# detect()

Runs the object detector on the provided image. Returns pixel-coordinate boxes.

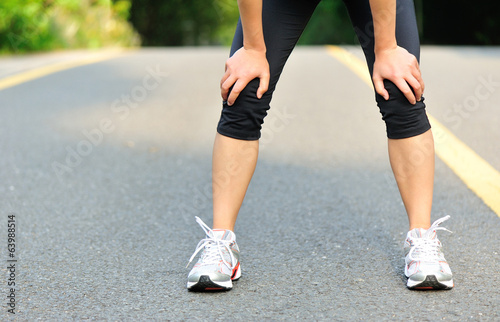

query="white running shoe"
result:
[404,215,454,290]
[186,217,241,291]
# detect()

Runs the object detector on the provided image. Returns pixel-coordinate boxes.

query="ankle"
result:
[409,220,431,231]
[409,225,430,231]
[212,218,235,231]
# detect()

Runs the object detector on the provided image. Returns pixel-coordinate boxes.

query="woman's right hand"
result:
[220,47,270,106]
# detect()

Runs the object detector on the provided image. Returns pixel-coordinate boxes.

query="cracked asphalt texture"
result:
[1,46,499,320]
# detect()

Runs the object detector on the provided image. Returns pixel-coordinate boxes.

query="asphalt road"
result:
[0,46,499,320]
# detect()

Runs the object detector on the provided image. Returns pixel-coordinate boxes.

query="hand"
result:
[220,47,270,106]
[372,46,424,105]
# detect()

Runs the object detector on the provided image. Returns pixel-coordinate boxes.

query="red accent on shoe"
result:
[231,262,240,279]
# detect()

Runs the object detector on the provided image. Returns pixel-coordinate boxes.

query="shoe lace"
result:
[186,216,236,271]
[408,215,452,262]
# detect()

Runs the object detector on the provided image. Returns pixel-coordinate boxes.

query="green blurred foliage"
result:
[128,0,500,47]
[0,0,57,53]
[298,0,357,45]
[0,0,139,54]
[1,0,499,54]
[128,0,354,46]
[129,0,239,46]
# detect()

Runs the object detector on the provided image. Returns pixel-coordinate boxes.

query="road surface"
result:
[0,46,499,320]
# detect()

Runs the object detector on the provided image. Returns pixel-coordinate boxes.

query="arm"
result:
[238,0,266,51]
[220,0,270,106]
[369,0,424,104]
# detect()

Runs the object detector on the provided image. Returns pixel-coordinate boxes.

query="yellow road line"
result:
[326,45,372,85]
[429,114,500,216]
[326,45,500,217]
[0,49,128,91]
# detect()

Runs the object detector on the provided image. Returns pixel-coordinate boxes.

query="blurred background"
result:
[1,0,500,54]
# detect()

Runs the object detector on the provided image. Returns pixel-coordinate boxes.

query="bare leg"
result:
[388,129,435,230]
[212,133,259,231]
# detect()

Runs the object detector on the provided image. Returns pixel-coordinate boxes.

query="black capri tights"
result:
[217,0,431,140]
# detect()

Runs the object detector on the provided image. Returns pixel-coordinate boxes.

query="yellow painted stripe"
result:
[326,45,372,86]
[0,49,128,91]
[429,114,500,216]
[326,45,500,217]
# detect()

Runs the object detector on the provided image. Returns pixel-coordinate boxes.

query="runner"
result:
[186,0,453,291]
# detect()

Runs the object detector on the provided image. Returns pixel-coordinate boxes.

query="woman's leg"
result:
[344,0,434,229]
[388,130,434,229]
[187,0,321,292]
[344,0,454,290]
[212,133,258,231]
[213,0,321,231]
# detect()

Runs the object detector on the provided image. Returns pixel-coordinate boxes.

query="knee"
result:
[217,78,271,140]
[377,80,431,139]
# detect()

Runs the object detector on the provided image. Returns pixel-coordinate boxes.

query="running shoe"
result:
[186,216,241,291]
[404,215,453,290]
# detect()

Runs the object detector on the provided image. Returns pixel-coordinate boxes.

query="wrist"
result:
[243,42,266,53]
[374,41,398,55]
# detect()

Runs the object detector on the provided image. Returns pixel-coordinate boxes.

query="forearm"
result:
[237,0,266,52]
[369,0,397,53]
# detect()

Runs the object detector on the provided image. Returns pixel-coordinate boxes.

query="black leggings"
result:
[217,0,430,140]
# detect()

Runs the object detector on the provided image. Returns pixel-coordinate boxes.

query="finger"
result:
[220,69,230,89]
[413,69,425,99]
[394,79,416,105]
[373,77,389,100]
[221,75,237,101]
[410,68,425,101]
[411,59,425,99]
[227,79,248,106]
[406,76,422,102]
[256,72,270,99]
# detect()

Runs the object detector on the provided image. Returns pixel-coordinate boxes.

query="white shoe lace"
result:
[186,216,237,271]
[408,215,452,262]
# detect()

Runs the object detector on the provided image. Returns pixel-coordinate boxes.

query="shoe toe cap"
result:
[188,269,231,283]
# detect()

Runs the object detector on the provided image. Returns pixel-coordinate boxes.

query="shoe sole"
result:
[187,275,233,292]
[407,275,454,290]
[187,264,241,292]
